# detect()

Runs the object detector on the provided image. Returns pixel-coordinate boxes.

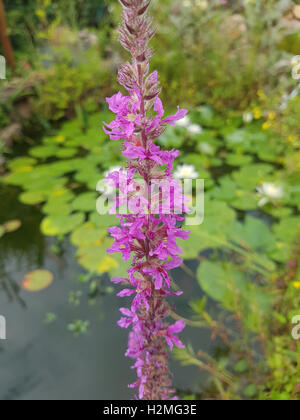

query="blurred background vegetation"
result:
[0,0,300,401]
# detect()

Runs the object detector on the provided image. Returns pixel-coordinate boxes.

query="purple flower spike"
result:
[103,0,189,400]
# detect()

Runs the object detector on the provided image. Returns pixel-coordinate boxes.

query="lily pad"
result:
[233,216,275,251]
[70,222,106,247]
[230,190,258,211]
[56,148,78,159]
[232,164,273,190]
[8,157,37,171]
[226,154,253,166]
[19,191,46,205]
[76,240,115,273]
[71,192,97,212]
[42,202,71,217]
[197,261,247,306]
[89,212,116,228]
[180,200,236,256]
[41,213,85,236]
[3,220,22,233]
[29,145,59,158]
[22,269,53,292]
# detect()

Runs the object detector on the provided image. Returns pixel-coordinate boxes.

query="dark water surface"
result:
[0,186,212,400]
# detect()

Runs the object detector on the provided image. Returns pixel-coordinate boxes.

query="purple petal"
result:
[168,320,186,334]
[117,289,136,297]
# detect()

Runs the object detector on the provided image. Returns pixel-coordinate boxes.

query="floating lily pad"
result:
[71,192,97,212]
[197,261,247,306]
[232,164,273,190]
[109,252,132,278]
[76,240,115,273]
[180,200,236,256]
[226,154,253,166]
[8,157,37,171]
[273,217,300,243]
[230,190,258,211]
[48,188,75,202]
[19,191,46,205]
[29,145,59,158]
[210,176,237,201]
[3,220,22,233]
[41,213,85,236]
[42,201,71,217]
[22,269,53,292]
[89,212,116,228]
[70,222,106,247]
[56,148,78,158]
[233,216,275,251]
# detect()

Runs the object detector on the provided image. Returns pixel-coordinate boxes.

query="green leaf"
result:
[29,145,59,158]
[233,360,249,373]
[76,241,118,274]
[108,252,132,278]
[3,219,22,233]
[243,384,258,399]
[55,148,78,158]
[22,269,53,292]
[8,157,37,170]
[89,212,116,228]
[210,176,237,201]
[70,222,106,247]
[71,192,97,212]
[41,213,85,236]
[197,261,247,305]
[181,200,236,255]
[273,217,300,243]
[226,154,253,166]
[19,191,46,205]
[233,216,275,251]
[232,164,273,189]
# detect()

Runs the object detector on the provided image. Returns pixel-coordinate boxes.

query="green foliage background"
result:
[1,0,300,401]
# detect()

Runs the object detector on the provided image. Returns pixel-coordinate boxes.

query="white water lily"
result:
[176,115,191,128]
[174,164,199,180]
[291,55,300,68]
[243,112,253,124]
[183,0,208,9]
[257,183,284,207]
[187,123,203,135]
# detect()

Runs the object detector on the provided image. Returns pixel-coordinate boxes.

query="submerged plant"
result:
[103,0,189,400]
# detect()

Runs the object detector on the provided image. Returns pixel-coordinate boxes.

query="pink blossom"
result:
[103,0,189,401]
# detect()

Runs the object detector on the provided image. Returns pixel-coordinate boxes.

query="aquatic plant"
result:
[103,0,189,400]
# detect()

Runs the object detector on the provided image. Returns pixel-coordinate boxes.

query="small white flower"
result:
[183,0,192,7]
[174,164,199,180]
[257,183,284,207]
[195,0,208,10]
[291,55,300,67]
[243,112,253,124]
[176,116,191,128]
[187,124,203,135]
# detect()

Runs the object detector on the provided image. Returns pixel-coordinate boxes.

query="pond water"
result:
[0,185,214,400]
